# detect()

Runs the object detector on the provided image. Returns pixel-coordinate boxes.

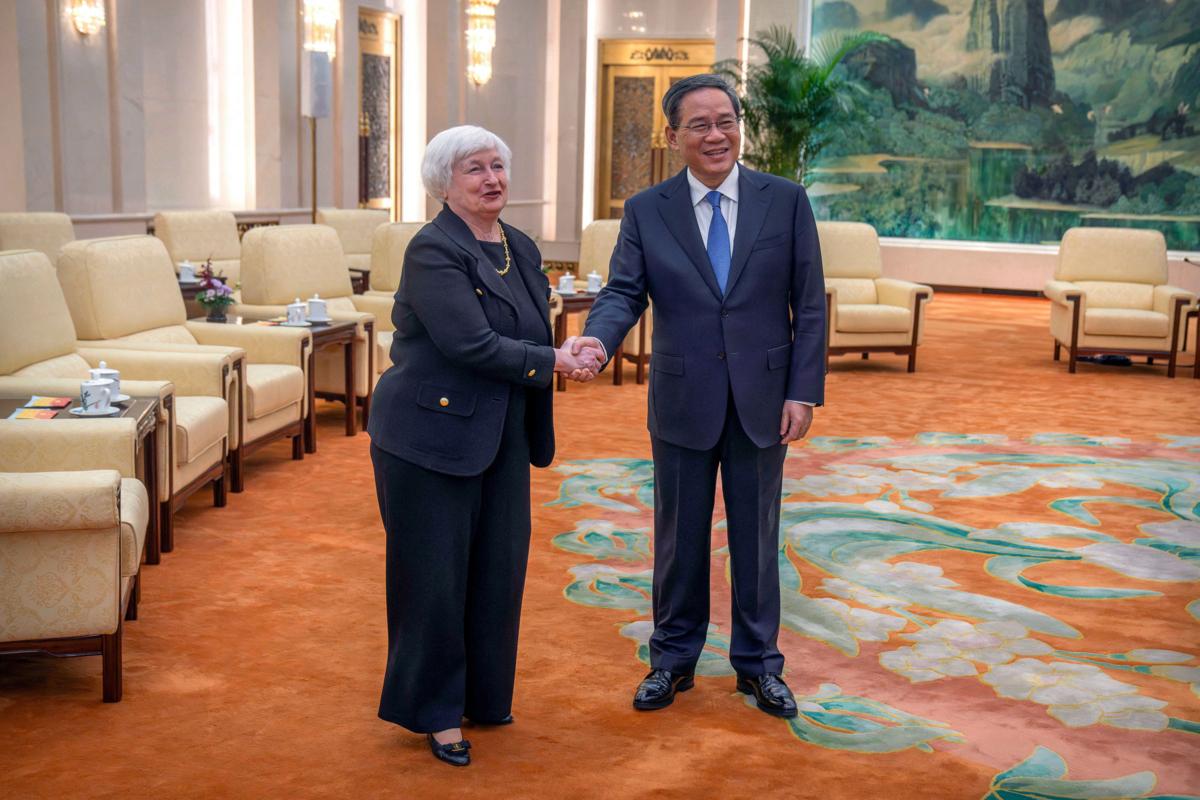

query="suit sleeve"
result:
[581,205,649,361]
[403,236,555,388]
[787,188,827,405]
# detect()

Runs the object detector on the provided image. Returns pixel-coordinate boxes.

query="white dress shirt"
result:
[687,164,739,253]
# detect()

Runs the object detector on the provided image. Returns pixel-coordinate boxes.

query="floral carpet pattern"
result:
[549,433,1200,798]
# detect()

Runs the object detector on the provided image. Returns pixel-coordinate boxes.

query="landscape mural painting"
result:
[809,0,1200,249]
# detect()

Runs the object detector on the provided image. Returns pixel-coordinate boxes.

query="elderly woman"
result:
[367,125,597,767]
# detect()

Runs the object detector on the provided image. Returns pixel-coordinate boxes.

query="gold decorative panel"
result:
[358,10,400,214]
[611,75,655,201]
[595,39,716,220]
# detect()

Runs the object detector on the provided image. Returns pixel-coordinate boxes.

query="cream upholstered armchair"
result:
[153,210,242,286]
[316,208,389,288]
[818,221,933,373]
[55,235,310,494]
[236,224,377,427]
[1045,227,1196,377]
[0,247,229,556]
[357,221,423,372]
[0,419,149,702]
[0,212,75,267]
[580,219,652,384]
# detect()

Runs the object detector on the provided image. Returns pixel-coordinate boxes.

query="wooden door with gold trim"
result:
[596,40,715,220]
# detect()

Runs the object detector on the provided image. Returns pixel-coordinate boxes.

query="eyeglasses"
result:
[676,117,741,136]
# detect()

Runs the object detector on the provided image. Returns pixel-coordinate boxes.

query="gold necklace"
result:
[495,226,512,276]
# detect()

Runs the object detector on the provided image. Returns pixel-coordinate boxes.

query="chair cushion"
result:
[0,250,80,374]
[817,221,883,279]
[1057,227,1167,284]
[1084,309,1168,338]
[370,222,423,293]
[316,208,389,260]
[10,352,92,378]
[827,278,878,305]
[119,477,149,578]
[57,236,186,340]
[239,225,354,305]
[376,330,394,372]
[1075,281,1154,310]
[327,296,360,314]
[174,396,227,465]
[118,325,200,346]
[245,363,304,419]
[836,304,912,333]
[0,213,75,266]
[580,220,621,281]
[154,210,242,283]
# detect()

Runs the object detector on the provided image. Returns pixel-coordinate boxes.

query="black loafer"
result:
[736,673,798,718]
[633,668,695,710]
[426,734,471,767]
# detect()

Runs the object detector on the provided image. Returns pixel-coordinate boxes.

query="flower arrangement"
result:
[196,257,235,322]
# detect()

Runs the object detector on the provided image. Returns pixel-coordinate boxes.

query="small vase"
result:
[205,306,228,323]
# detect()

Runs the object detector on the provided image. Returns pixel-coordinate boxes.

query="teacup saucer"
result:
[70,406,121,417]
[307,316,333,323]
[280,320,312,327]
[178,278,201,285]
[557,289,577,296]
[113,393,132,403]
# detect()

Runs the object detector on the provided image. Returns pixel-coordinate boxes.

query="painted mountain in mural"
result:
[965,0,1055,108]
[809,0,1200,249]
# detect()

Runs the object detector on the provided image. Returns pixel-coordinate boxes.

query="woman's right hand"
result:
[554,346,600,382]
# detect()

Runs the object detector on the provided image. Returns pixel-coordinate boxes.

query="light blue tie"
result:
[705,190,730,294]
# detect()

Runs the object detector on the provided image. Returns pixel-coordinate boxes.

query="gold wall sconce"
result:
[465,0,499,87]
[70,0,106,36]
[303,0,340,59]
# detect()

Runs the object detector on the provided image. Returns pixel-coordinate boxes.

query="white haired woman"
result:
[366,125,599,766]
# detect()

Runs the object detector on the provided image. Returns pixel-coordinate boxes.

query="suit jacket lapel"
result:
[724,166,771,299]
[656,169,723,302]
[433,205,517,312]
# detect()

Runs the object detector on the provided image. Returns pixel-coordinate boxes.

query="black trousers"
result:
[371,395,532,733]
[648,400,788,677]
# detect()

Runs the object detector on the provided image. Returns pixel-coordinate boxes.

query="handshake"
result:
[552,336,607,382]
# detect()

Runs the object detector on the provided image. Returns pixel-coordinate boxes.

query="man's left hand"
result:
[779,401,813,444]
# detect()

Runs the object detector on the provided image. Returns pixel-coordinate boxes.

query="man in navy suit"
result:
[569,74,825,718]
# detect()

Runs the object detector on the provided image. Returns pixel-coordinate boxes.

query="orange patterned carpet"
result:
[1,293,1198,799]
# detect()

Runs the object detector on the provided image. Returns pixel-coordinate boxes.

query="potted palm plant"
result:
[715,26,887,184]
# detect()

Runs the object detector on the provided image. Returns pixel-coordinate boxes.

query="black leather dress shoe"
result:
[426,734,471,767]
[633,668,695,710]
[736,673,798,718]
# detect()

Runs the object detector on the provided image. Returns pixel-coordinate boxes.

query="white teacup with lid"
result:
[89,361,121,399]
[558,272,576,294]
[586,271,603,293]
[308,293,329,321]
[178,261,196,282]
[80,378,115,413]
[286,297,308,325]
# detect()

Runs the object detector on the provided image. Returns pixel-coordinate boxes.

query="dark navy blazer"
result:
[583,165,826,451]
[367,206,556,476]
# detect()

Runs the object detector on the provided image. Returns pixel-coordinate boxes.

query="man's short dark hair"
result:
[661,74,741,128]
